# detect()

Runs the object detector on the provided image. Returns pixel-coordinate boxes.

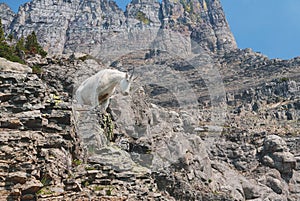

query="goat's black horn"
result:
[130,67,135,79]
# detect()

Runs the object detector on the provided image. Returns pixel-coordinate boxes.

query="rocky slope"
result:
[0,49,299,200]
[0,0,299,200]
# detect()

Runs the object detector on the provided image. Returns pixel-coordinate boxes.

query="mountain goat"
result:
[75,68,134,111]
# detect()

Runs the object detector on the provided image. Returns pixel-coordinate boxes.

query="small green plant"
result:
[102,114,114,141]
[82,181,89,187]
[106,186,114,196]
[8,34,13,42]
[72,159,82,166]
[15,36,26,59]
[180,0,192,13]
[93,185,104,191]
[0,18,4,42]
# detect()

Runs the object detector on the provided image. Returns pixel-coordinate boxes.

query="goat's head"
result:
[120,68,135,96]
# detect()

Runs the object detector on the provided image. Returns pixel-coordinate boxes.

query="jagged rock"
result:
[241,179,261,199]
[26,54,48,67]
[162,0,236,52]
[0,118,22,129]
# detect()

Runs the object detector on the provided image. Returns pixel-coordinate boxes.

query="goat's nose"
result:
[123,91,129,96]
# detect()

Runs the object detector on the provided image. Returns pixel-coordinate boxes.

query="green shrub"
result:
[72,159,82,166]
[0,19,47,63]
[0,41,25,64]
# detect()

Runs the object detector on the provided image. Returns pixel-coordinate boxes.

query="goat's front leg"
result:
[101,98,110,114]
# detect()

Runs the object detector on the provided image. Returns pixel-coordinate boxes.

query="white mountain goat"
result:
[75,68,134,111]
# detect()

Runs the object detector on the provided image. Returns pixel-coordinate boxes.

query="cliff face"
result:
[7,0,236,55]
[161,0,236,52]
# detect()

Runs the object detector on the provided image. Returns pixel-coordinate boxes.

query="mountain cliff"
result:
[3,0,236,56]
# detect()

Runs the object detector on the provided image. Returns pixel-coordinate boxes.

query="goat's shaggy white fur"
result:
[75,69,132,111]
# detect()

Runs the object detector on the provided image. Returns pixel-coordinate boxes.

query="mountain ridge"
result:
[0,0,236,56]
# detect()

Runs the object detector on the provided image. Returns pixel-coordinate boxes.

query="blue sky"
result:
[1,0,300,59]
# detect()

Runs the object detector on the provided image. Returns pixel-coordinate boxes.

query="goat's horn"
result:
[130,67,135,79]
